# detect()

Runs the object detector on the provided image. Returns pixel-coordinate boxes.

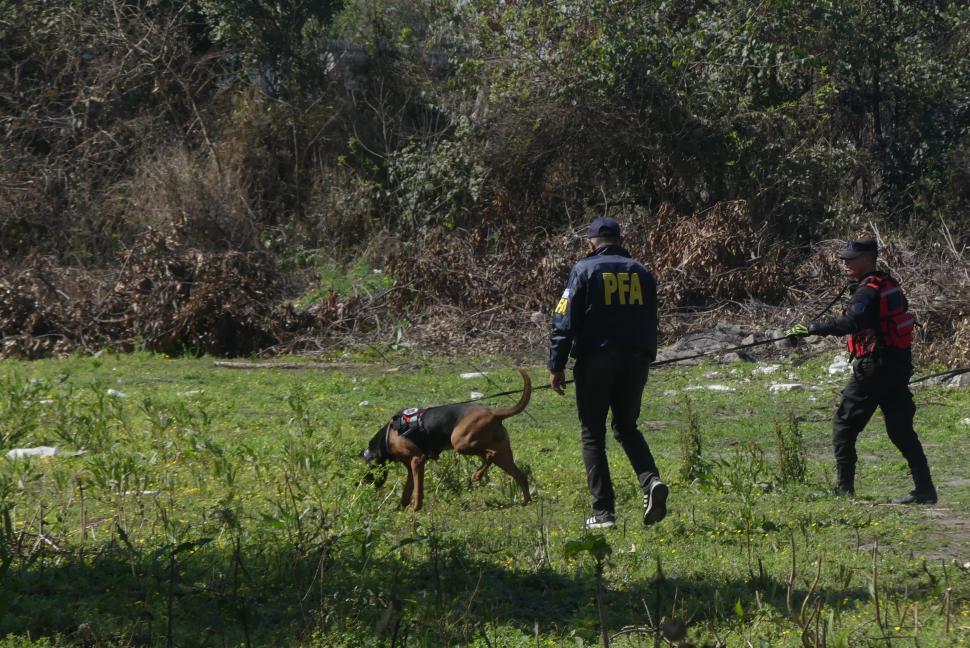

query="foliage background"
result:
[2,0,970,358]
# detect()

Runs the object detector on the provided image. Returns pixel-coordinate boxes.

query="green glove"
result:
[785,324,810,338]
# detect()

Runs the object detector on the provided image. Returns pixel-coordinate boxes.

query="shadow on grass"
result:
[1,534,872,646]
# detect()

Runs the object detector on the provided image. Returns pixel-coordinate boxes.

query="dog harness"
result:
[388,407,441,457]
[846,273,914,358]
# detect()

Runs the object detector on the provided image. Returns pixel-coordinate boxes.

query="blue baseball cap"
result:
[586,217,621,239]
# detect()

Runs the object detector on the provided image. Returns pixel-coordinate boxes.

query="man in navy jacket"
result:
[549,217,668,529]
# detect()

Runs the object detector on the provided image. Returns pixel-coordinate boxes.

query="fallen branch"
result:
[213,361,366,370]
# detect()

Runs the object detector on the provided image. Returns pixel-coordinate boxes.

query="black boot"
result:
[892,488,937,505]
[834,464,855,496]
[893,473,937,504]
[892,465,937,504]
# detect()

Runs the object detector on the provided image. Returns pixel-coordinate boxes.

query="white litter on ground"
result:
[769,383,804,393]
[470,391,484,399]
[358,401,370,407]
[686,384,736,393]
[960,418,970,426]
[177,390,202,397]
[754,364,781,375]
[107,388,127,398]
[460,372,488,379]
[6,446,85,459]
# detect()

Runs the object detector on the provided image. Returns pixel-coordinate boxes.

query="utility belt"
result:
[852,346,911,365]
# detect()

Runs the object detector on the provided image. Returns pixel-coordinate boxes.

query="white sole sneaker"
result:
[643,481,669,525]
[585,516,616,530]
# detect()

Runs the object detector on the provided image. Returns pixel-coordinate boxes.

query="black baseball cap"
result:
[838,238,878,260]
[586,217,621,238]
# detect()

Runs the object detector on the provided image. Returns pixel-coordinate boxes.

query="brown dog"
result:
[361,368,532,511]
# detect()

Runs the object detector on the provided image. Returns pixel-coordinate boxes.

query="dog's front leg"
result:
[410,456,426,512]
[400,463,415,508]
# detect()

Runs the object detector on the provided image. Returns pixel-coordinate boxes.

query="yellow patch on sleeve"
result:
[555,298,569,315]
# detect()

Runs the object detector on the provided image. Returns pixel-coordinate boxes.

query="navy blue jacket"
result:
[548,245,658,372]
[809,272,883,336]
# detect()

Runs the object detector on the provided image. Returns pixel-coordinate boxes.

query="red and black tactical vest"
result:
[846,273,914,358]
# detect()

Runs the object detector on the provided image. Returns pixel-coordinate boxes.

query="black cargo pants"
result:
[833,349,933,487]
[574,349,659,515]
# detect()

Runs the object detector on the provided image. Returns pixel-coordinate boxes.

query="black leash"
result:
[453,283,966,403]
[810,282,853,320]
[908,367,970,386]
[458,334,795,404]
[463,355,970,403]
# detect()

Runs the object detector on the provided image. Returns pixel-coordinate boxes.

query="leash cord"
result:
[460,283,854,404]
[907,366,970,386]
[457,334,796,404]
[461,346,970,403]
[457,284,963,403]
[810,282,852,321]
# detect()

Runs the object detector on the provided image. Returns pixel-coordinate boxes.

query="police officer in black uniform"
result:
[787,238,937,504]
[548,217,669,529]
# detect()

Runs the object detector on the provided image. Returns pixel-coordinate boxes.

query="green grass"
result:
[1,351,969,647]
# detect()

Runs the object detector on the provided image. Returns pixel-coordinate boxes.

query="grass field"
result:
[1,350,968,647]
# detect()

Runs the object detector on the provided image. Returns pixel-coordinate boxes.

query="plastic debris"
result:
[107,388,127,398]
[358,401,370,407]
[685,384,736,393]
[470,391,484,400]
[460,372,488,379]
[754,364,780,375]
[6,446,85,459]
[769,383,804,393]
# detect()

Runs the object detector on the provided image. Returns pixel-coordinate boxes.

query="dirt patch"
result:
[913,507,970,563]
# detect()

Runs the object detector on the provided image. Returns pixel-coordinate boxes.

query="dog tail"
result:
[491,368,532,420]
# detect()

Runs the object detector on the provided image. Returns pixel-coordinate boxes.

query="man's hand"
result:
[549,371,566,395]
[785,323,810,338]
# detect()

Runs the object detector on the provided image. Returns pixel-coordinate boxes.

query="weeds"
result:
[0,355,967,646]
[0,374,43,448]
[678,397,709,483]
[775,412,807,485]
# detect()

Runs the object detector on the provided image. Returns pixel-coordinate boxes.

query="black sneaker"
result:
[892,489,938,505]
[643,480,669,526]
[585,512,616,529]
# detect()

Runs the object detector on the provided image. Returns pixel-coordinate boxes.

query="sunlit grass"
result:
[1,350,968,646]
